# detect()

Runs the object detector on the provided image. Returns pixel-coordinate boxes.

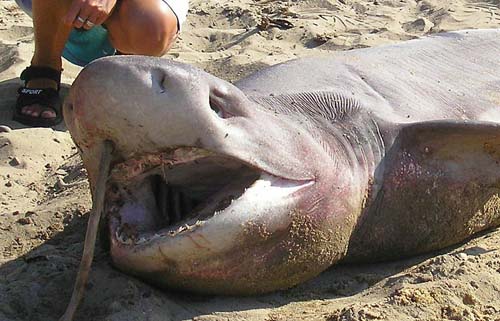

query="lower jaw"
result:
[105,176,323,295]
[109,174,314,243]
[108,221,325,296]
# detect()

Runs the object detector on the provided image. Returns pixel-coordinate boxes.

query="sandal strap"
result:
[20,66,62,91]
[16,87,61,116]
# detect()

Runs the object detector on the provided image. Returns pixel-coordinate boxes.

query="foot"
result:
[21,77,59,119]
[14,65,63,127]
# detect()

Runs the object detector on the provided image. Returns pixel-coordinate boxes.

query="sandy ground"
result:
[0,0,500,320]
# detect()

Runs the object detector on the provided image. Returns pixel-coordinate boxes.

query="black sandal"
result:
[13,66,63,127]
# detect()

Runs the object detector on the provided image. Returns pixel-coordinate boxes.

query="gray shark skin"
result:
[64,29,500,294]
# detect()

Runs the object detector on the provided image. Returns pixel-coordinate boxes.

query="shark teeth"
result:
[109,148,314,247]
[115,219,206,245]
[113,171,314,245]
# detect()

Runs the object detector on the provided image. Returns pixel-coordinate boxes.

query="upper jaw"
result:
[65,56,319,187]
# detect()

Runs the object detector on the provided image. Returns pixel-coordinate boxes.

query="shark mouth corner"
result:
[105,147,315,246]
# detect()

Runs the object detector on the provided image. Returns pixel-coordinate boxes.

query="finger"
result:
[64,1,82,26]
[82,19,95,30]
[94,11,109,26]
[82,20,94,30]
[83,11,100,30]
[74,5,93,28]
[73,14,88,29]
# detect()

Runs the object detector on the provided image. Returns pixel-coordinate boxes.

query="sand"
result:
[0,0,499,320]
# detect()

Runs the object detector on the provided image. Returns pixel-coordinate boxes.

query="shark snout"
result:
[66,56,253,155]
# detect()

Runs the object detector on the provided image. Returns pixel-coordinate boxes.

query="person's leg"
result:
[18,0,179,122]
[105,0,179,56]
[22,0,73,119]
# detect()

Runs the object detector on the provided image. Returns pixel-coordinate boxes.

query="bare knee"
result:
[107,0,178,56]
[131,18,177,56]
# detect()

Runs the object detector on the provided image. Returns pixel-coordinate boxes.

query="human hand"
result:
[64,0,118,30]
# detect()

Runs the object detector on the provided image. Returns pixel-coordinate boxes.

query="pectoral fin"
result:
[348,120,500,262]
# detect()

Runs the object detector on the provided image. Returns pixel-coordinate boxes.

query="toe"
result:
[40,109,56,119]
[30,107,41,117]
[22,104,42,117]
[21,105,34,116]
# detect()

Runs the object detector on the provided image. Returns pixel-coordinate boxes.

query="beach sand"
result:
[0,0,499,320]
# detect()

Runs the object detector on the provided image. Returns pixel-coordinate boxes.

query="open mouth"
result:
[106,147,314,245]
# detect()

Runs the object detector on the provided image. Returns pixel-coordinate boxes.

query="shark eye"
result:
[209,95,233,119]
[209,96,223,118]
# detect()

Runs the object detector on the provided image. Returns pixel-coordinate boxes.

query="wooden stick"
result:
[59,140,114,321]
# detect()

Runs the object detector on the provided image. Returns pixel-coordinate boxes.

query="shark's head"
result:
[64,56,358,294]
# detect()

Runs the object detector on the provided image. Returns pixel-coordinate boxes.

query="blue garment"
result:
[15,0,116,66]
[62,27,116,66]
